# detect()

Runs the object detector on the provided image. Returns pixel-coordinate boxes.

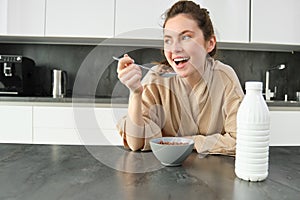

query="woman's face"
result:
[163,14,215,78]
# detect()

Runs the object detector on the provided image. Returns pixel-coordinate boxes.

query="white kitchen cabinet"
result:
[196,0,250,43]
[269,110,300,146]
[45,0,114,38]
[0,0,45,36]
[0,105,32,143]
[33,106,127,145]
[115,0,177,39]
[33,106,78,144]
[251,0,300,45]
[115,0,250,42]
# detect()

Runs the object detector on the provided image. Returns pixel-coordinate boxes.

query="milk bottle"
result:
[235,81,270,181]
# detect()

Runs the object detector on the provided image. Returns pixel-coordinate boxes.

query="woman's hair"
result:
[162,0,217,57]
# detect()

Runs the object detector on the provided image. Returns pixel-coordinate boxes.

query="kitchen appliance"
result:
[296,92,300,101]
[0,55,35,95]
[52,69,67,98]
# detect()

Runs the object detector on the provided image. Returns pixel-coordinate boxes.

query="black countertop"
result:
[0,144,299,200]
[266,100,300,107]
[0,96,129,104]
[1,96,300,108]
[0,96,128,106]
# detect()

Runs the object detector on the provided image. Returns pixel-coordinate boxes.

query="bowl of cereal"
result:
[150,137,194,166]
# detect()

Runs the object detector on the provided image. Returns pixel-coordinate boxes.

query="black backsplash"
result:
[0,43,299,100]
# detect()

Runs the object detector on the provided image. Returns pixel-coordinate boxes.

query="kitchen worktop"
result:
[0,96,128,107]
[0,144,299,200]
[266,100,300,107]
[1,96,300,109]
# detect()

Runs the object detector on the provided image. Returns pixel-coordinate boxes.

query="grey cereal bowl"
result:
[150,137,194,166]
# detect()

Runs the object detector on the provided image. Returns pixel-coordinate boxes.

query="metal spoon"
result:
[113,56,177,78]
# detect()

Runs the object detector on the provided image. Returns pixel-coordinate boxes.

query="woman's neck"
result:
[183,57,210,90]
[185,73,202,89]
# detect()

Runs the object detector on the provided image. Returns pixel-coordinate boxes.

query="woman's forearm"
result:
[192,132,236,156]
[125,91,145,151]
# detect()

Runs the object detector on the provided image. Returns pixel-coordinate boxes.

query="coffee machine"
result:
[0,55,35,96]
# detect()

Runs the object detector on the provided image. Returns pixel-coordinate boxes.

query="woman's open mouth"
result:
[173,57,190,68]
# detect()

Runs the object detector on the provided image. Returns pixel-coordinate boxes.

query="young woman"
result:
[116,0,244,156]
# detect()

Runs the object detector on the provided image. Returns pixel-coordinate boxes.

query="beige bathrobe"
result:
[117,57,244,156]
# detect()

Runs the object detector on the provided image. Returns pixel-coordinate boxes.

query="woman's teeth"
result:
[173,57,189,65]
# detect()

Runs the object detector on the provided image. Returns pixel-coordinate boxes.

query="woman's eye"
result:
[182,35,191,40]
[164,38,172,45]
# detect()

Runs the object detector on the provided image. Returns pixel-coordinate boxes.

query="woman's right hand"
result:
[117,54,143,94]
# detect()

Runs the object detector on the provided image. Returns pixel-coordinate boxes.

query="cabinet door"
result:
[270,111,300,146]
[45,0,114,37]
[94,107,128,131]
[75,107,127,145]
[33,106,126,145]
[196,0,250,43]
[0,0,8,35]
[33,106,81,145]
[0,0,45,36]
[0,105,32,143]
[251,0,300,45]
[115,0,177,39]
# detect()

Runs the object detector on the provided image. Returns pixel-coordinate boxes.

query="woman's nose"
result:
[171,41,183,53]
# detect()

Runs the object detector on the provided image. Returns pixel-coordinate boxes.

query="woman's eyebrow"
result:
[164,30,194,38]
[180,30,194,36]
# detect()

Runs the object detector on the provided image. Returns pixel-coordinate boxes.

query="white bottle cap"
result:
[245,81,263,90]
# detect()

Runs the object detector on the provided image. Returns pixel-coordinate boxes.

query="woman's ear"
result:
[206,35,216,53]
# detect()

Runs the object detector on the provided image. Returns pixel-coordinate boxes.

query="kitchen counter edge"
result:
[0,97,128,108]
[1,97,300,110]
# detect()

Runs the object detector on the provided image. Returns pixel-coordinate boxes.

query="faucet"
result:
[265,64,286,101]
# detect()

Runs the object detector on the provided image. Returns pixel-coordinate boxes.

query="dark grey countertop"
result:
[1,96,300,108]
[266,100,300,107]
[0,96,128,104]
[0,144,299,200]
[0,96,128,106]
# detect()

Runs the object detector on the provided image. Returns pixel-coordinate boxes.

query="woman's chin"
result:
[178,72,188,78]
